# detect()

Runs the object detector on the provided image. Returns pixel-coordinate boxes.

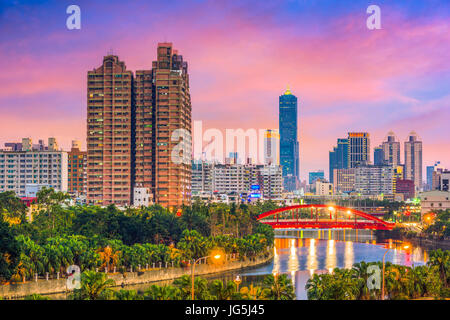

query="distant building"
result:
[419,190,450,218]
[426,165,434,191]
[395,179,415,201]
[333,168,356,194]
[133,187,152,207]
[404,131,422,191]
[192,160,213,194]
[0,138,68,197]
[67,140,87,196]
[193,162,283,200]
[329,138,349,183]
[355,164,394,196]
[309,171,325,185]
[315,180,333,196]
[264,129,280,165]
[348,132,370,168]
[279,87,299,191]
[374,146,384,166]
[381,131,401,167]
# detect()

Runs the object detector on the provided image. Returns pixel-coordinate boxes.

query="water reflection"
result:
[242,230,428,300]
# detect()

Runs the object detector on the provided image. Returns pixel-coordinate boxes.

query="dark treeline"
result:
[0,189,276,283]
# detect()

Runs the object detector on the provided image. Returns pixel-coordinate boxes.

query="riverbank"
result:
[376,229,450,250]
[0,252,274,299]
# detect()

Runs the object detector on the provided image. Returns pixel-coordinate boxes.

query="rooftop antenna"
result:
[107,48,114,56]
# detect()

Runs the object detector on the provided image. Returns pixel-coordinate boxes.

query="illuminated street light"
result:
[191,252,223,300]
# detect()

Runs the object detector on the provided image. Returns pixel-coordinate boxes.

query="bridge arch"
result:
[257,204,395,230]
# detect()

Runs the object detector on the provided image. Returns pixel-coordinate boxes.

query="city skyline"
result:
[1,0,450,180]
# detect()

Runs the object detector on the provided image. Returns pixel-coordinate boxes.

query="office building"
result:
[279,87,299,191]
[309,171,324,185]
[264,129,280,165]
[381,131,401,167]
[374,146,384,165]
[348,132,370,168]
[404,131,422,191]
[329,138,349,183]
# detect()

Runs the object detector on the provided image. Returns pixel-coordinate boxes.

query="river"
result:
[47,229,429,300]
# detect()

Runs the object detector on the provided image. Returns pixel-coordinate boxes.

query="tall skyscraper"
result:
[264,129,280,165]
[329,138,349,183]
[279,87,299,191]
[87,55,133,206]
[151,43,192,208]
[381,131,401,167]
[404,131,422,191]
[374,146,384,165]
[348,132,370,168]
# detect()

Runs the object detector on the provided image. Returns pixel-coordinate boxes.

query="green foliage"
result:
[306,254,449,300]
[262,274,296,300]
[424,209,450,238]
[0,216,20,282]
[71,270,115,300]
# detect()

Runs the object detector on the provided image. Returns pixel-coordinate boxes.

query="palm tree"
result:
[144,285,180,300]
[262,274,295,300]
[208,279,236,300]
[427,249,449,287]
[239,284,267,300]
[72,270,115,300]
[114,289,143,300]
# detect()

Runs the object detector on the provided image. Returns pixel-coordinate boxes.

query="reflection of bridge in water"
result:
[257,204,395,230]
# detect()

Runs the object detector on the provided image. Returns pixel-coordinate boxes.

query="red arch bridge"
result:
[257,204,395,230]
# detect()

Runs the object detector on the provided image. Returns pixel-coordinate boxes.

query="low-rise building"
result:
[418,190,450,218]
[0,138,68,197]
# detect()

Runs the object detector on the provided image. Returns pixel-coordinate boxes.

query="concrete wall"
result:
[0,253,273,299]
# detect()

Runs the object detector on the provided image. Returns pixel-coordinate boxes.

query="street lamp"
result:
[234,275,241,293]
[191,253,222,300]
[381,243,410,300]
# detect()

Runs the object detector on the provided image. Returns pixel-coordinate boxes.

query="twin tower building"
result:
[86,43,191,209]
[87,43,303,208]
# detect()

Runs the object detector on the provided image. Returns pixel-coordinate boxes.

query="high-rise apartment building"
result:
[86,44,192,208]
[68,140,87,196]
[151,43,192,208]
[134,69,154,198]
[348,132,370,168]
[329,138,349,183]
[404,131,422,191]
[381,131,401,167]
[279,88,299,191]
[264,129,280,165]
[87,55,134,206]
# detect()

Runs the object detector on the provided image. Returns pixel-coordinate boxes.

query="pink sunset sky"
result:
[0,0,449,181]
